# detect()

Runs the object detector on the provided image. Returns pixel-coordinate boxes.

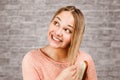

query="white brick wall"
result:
[0,0,120,80]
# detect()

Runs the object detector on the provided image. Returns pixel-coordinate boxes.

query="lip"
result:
[51,34,63,42]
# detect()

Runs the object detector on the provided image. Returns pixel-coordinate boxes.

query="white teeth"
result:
[53,36,61,42]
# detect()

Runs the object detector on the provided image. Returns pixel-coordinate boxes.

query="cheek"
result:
[48,25,53,34]
[48,23,56,32]
[64,35,72,43]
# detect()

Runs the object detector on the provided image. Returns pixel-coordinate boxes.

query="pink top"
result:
[22,48,97,80]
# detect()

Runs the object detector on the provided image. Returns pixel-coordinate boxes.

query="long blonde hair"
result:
[52,6,85,65]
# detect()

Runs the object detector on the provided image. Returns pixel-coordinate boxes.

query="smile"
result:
[51,35,62,42]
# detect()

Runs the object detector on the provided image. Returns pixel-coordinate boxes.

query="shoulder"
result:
[78,50,92,60]
[77,50,95,66]
[77,50,98,80]
[22,49,44,80]
[23,49,38,58]
[22,48,41,64]
[78,50,96,69]
[78,50,98,80]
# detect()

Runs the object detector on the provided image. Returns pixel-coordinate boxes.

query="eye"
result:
[53,21,59,26]
[64,29,72,33]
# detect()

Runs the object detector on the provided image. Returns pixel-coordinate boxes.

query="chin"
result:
[49,43,69,49]
[49,43,58,48]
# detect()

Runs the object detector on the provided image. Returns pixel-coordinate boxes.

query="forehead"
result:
[55,11,74,27]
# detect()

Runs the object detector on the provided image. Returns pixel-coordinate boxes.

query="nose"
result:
[55,28,63,36]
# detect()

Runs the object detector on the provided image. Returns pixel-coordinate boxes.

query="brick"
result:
[96,0,114,4]
[82,40,111,48]
[0,4,5,10]
[0,0,9,5]
[0,16,7,23]
[0,24,10,35]
[45,0,74,6]
[0,10,8,16]
[108,4,120,10]
[0,58,9,66]
[111,41,120,47]
[113,0,120,4]
[5,4,21,10]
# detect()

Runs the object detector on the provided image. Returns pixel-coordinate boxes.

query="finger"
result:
[71,68,77,76]
[74,72,79,80]
[72,69,78,80]
[70,65,77,71]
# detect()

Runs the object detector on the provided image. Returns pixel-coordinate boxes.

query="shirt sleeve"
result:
[22,52,41,80]
[85,56,98,80]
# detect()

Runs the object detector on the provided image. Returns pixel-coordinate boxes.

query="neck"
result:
[42,45,69,62]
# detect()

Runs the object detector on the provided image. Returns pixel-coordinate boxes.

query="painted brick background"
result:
[0,0,120,80]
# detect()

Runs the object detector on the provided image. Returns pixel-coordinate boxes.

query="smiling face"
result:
[48,11,74,49]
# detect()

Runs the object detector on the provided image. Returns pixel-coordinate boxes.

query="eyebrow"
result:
[55,17,74,29]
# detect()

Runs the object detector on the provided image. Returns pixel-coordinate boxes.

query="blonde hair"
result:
[52,6,85,65]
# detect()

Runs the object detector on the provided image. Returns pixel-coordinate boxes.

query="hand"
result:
[55,65,79,80]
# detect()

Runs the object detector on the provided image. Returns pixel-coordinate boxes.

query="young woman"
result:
[22,6,97,80]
